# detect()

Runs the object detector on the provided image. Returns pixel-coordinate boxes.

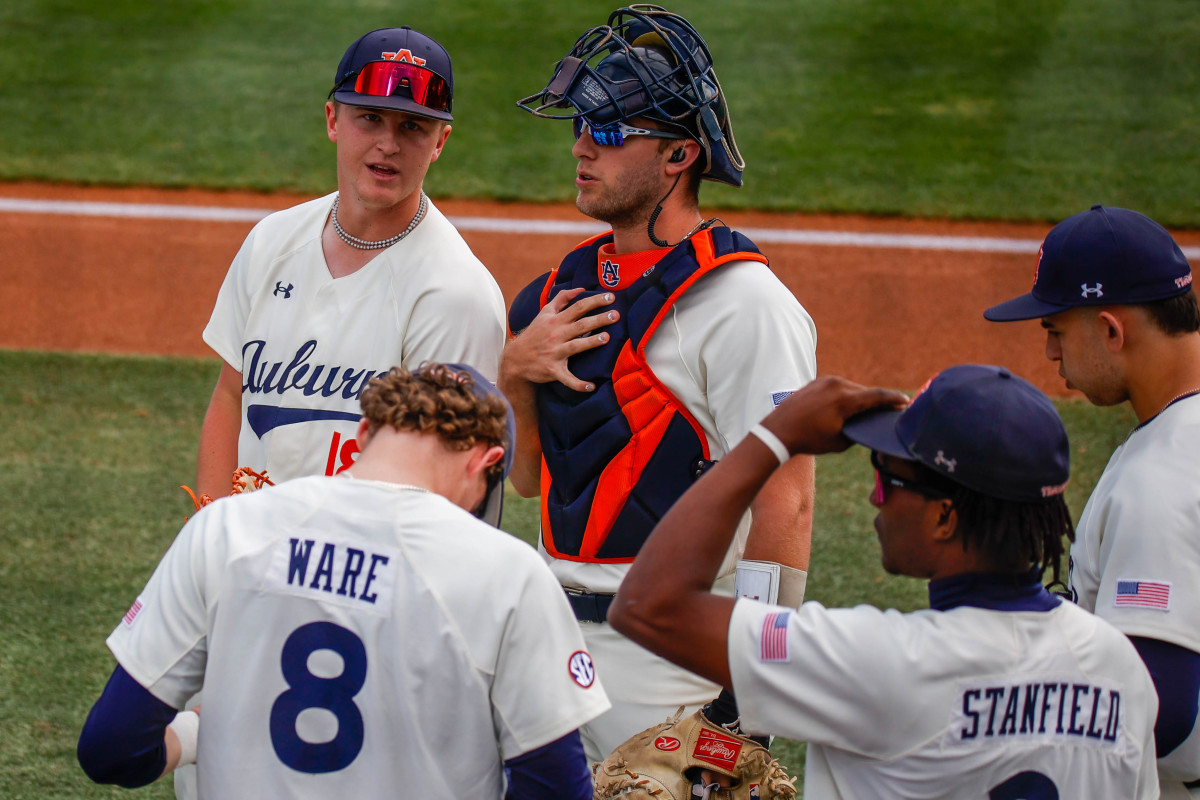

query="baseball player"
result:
[503,5,818,760]
[611,365,1161,798]
[78,363,610,799]
[196,26,505,501]
[985,205,1200,798]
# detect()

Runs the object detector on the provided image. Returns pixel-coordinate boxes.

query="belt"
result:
[565,590,615,623]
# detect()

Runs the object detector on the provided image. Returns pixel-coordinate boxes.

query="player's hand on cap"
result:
[505,288,618,392]
[764,376,909,456]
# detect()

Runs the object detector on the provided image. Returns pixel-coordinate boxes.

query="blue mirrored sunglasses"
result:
[572,117,686,147]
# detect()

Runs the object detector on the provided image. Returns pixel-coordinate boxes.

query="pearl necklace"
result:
[1157,388,1200,417]
[1129,387,1200,439]
[330,192,428,250]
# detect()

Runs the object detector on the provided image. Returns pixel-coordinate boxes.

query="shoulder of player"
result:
[1127,403,1200,460]
[1052,602,1159,687]
[230,194,334,274]
[679,256,807,314]
[1093,423,1200,502]
[248,193,334,238]
[382,205,501,287]
[664,257,816,364]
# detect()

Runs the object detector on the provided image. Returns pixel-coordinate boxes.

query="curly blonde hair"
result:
[359,364,509,480]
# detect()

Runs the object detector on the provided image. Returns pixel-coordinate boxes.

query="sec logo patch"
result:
[654,736,681,751]
[568,650,595,688]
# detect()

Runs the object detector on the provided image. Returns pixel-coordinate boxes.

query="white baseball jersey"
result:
[203,192,506,484]
[109,476,609,799]
[1070,393,1200,788]
[536,247,817,761]
[729,591,1160,800]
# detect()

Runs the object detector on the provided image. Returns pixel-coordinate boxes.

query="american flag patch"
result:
[123,599,144,627]
[760,611,790,662]
[1114,580,1171,610]
[771,391,793,408]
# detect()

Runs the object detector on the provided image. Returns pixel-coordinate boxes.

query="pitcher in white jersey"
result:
[611,364,1160,799]
[78,363,609,799]
[986,206,1200,798]
[196,25,505,501]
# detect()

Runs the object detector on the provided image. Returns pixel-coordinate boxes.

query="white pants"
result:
[577,618,721,765]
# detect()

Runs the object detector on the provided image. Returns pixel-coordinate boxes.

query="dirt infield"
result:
[5,181,1196,395]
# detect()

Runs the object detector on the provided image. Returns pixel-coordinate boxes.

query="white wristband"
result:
[168,709,199,768]
[748,423,789,466]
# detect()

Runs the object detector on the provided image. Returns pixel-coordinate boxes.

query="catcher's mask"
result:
[516,4,745,187]
[444,364,515,528]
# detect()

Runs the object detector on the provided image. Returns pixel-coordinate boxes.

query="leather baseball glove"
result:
[181,467,275,511]
[593,708,797,800]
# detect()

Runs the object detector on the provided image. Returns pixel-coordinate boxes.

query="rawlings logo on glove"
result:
[592,707,796,800]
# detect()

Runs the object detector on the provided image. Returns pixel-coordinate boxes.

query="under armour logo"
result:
[600,259,620,288]
[273,282,294,299]
[1081,283,1103,298]
[934,450,957,473]
[382,49,426,66]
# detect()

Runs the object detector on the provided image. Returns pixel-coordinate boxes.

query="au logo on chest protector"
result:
[600,259,620,288]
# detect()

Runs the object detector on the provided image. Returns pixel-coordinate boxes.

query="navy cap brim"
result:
[841,407,911,459]
[983,292,1072,322]
[331,89,453,121]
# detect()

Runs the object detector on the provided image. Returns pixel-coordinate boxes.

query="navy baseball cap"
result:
[842,364,1070,503]
[445,363,514,528]
[330,27,454,121]
[984,205,1193,321]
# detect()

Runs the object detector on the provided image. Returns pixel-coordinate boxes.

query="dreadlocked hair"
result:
[359,363,509,482]
[908,462,1075,586]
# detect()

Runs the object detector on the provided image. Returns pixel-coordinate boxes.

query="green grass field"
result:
[0,350,1137,797]
[0,0,1184,794]
[1,0,1198,224]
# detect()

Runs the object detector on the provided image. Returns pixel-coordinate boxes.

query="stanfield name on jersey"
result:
[241,339,384,399]
[948,674,1125,749]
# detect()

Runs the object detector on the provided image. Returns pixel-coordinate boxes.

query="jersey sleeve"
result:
[488,550,611,760]
[680,261,818,451]
[105,515,214,709]
[202,226,260,370]
[1075,429,1200,655]
[727,598,940,759]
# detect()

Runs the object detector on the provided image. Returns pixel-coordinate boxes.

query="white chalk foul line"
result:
[2,196,1198,259]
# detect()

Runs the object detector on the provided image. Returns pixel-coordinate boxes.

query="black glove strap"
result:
[702,687,770,749]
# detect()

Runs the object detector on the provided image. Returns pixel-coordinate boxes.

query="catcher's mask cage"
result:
[516,4,745,187]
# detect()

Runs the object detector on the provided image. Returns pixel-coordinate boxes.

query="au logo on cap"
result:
[383,49,426,66]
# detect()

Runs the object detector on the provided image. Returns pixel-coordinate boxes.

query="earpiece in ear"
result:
[669,148,686,163]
